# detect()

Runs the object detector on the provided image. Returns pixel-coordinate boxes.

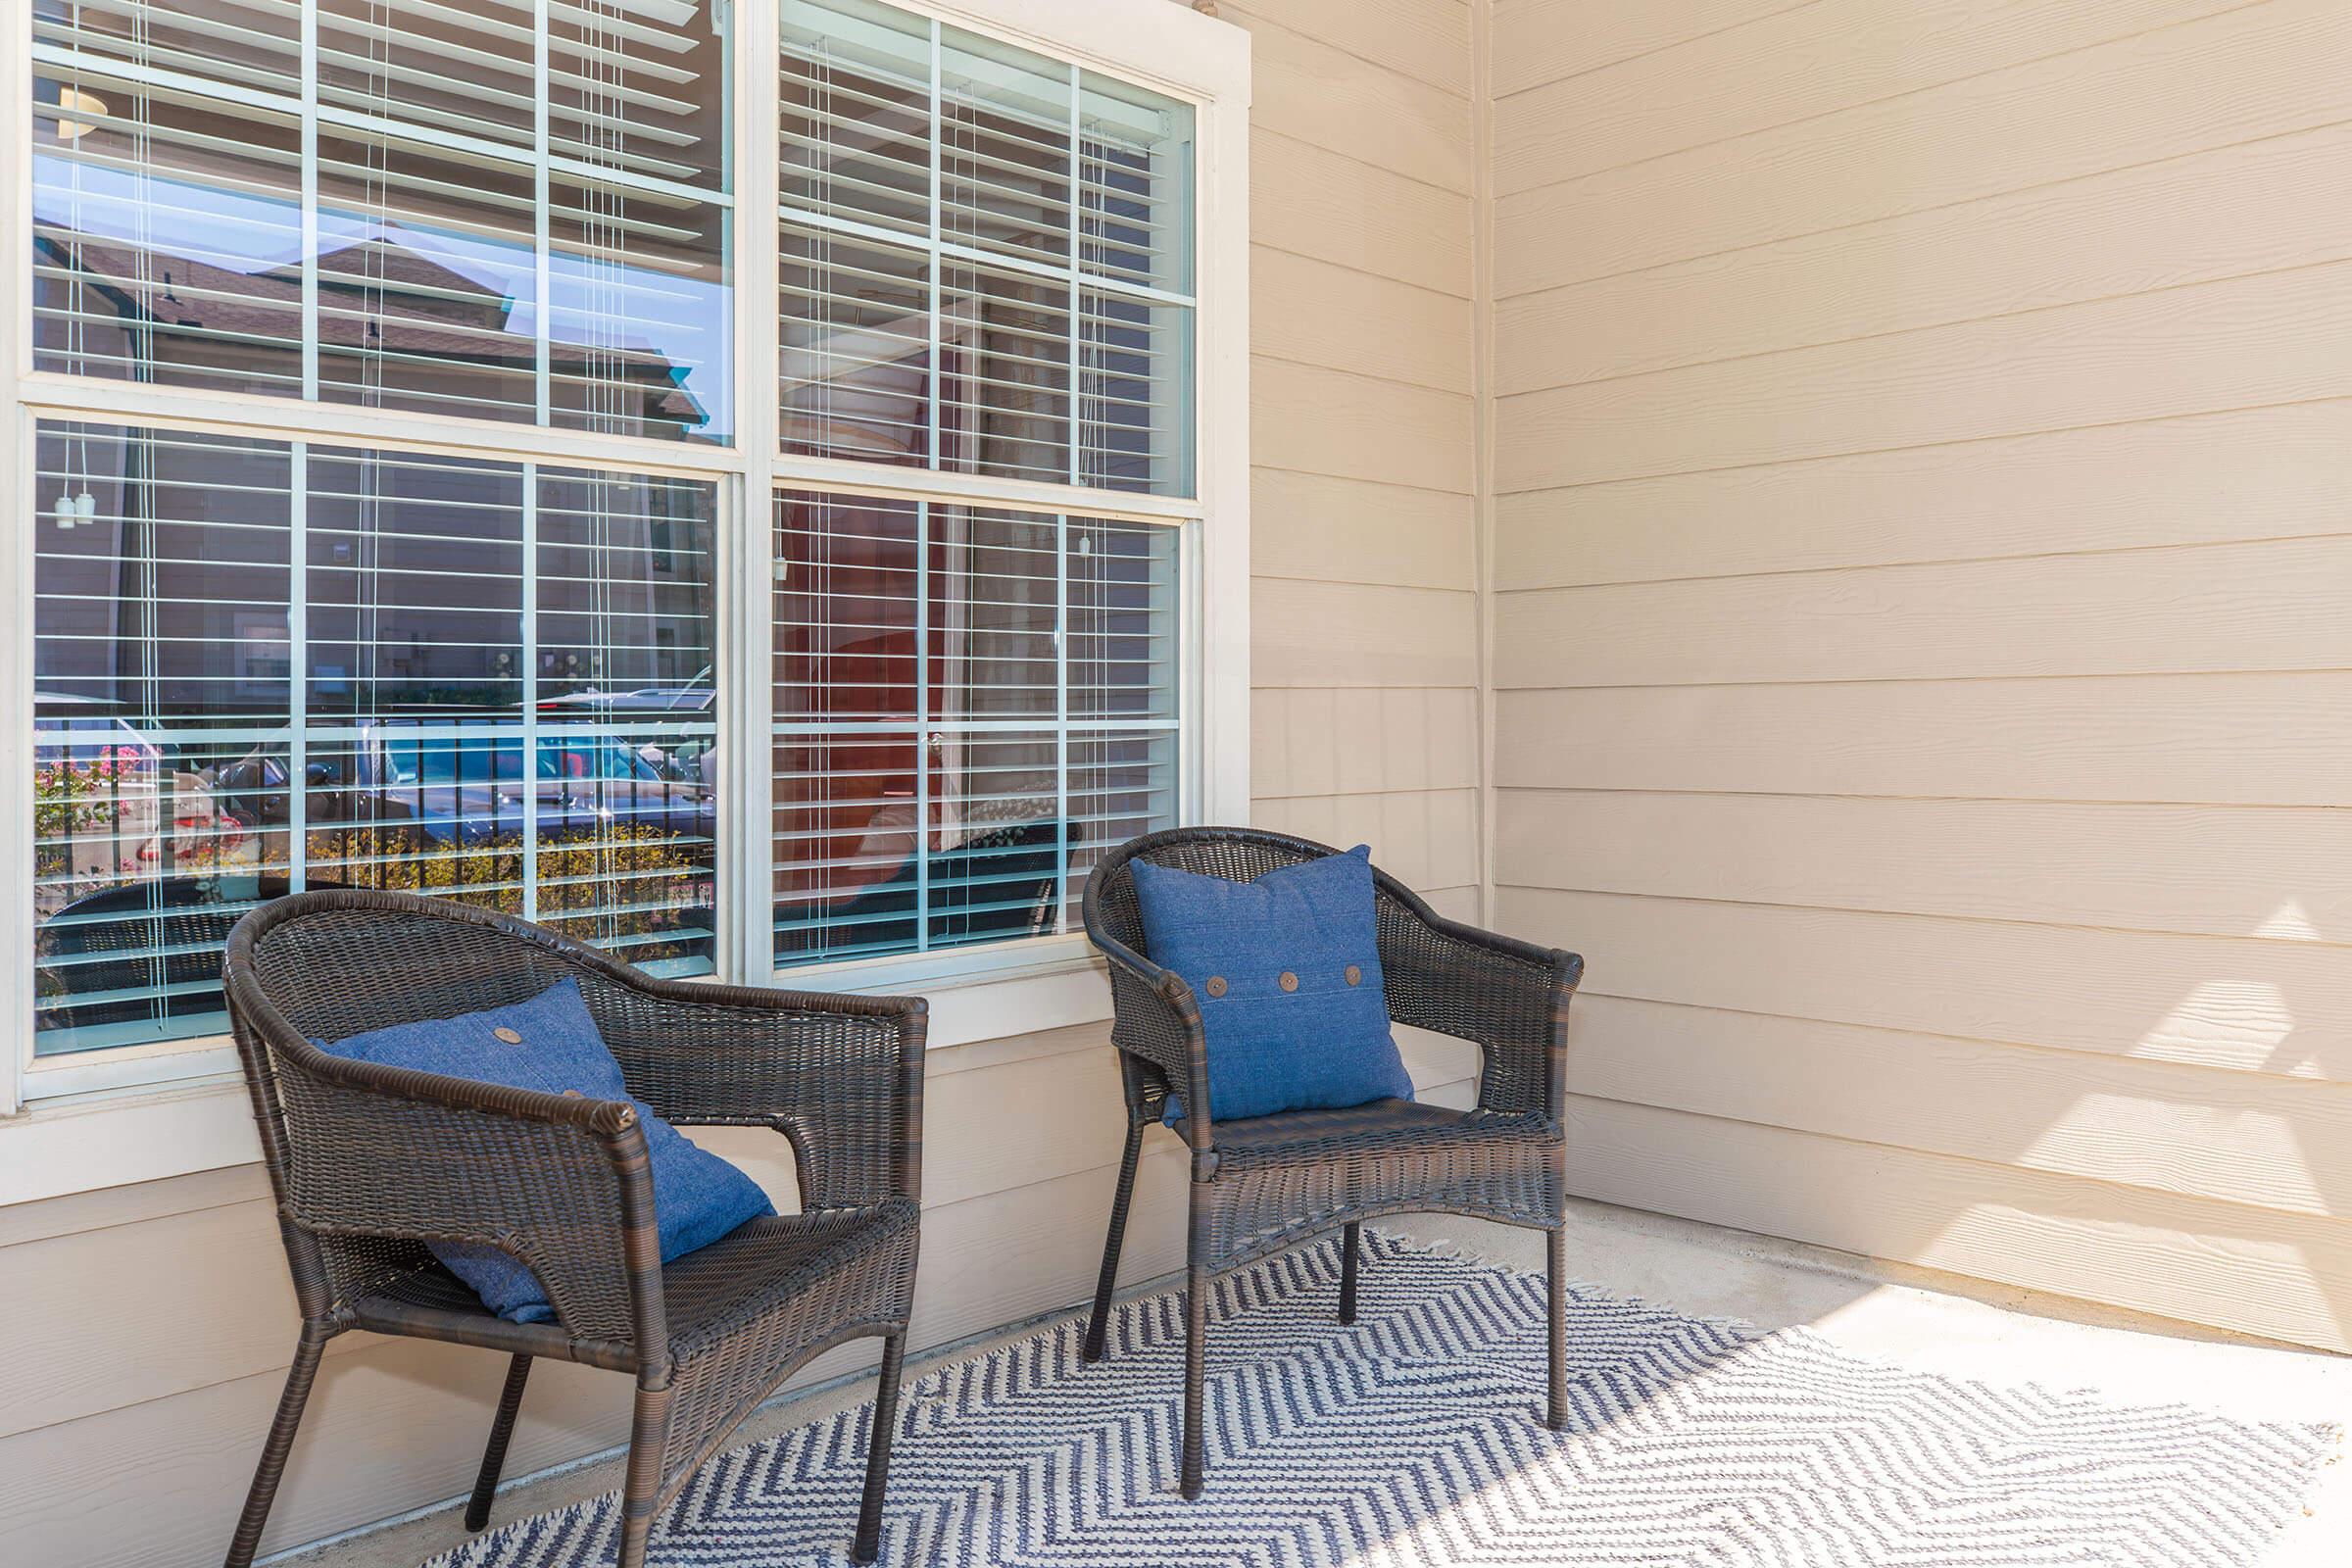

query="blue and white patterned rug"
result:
[430,1231,2335,1566]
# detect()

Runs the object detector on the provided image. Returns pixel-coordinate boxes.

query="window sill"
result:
[1,951,1116,1209]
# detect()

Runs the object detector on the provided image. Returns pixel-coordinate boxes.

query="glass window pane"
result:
[772,489,1179,970]
[780,0,932,238]
[780,224,933,466]
[30,420,719,1056]
[314,126,541,422]
[34,425,295,1052]
[932,508,1058,723]
[938,256,1071,485]
[939,26,1070,269]
[533,471,719,966]
[32,52,306,395]
[31,1,733,443]
[777,0,1197,496]
[1080,71,1194,296]
[772,491,922,965]
[1068,516,1180,720]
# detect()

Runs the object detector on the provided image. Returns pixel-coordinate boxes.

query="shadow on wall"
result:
[1526,888,2352,1355]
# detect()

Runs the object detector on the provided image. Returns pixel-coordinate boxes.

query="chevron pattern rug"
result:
[429,1231,2333,1567]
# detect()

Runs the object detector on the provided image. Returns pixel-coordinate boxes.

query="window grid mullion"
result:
[926,16,943,476]
[1054,510,1068,934]
[520,459,540,924]
[913,496,931,953]
[533,0,552,425]
[299,6,318,401]
[288,443,309,893]
[1067,78,1082,490]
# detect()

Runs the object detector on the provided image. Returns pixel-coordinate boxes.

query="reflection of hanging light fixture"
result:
[56,423,97,530]
[53,87,108,141]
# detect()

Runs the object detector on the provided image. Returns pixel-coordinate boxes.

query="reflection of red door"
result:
[773,493,923,914]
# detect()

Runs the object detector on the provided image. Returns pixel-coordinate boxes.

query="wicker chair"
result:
[1079,828,1584,1496]
[219,891,925,1568]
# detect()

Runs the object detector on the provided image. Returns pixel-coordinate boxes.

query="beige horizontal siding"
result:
[1562,1095,2352,1352]
[1252,469,1476,591]
[1495,675,2352,808]
[1251,129,1473,296]
[1494,398,2352,589]
[1494,535,2352,688]
[1490,0,1809,101]
[1492,0,2240,196]
[1492,0,2352,1350]
[1494,0,2352,295]
[1222,0,1472,98]
[1501,886,2352,1084]
[1498,261,2352,492]
[1254,687,1482,800]
[1570,995,2352,1220]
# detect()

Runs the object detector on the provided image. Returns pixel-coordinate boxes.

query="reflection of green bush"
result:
[304,823,711,962]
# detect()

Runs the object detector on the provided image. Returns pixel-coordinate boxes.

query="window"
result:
[2,0,1248,1113]
[778,0,1194,492]
[32,423,718,1054]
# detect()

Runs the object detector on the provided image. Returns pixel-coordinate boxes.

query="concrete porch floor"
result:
[272,1197,2352,1568]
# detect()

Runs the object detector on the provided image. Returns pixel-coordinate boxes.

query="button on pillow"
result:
[318,976,774,1323]
[1131,844,1413,1125]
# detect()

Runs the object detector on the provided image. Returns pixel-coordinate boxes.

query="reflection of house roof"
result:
[259,238,514,320]
[33,226,706,427]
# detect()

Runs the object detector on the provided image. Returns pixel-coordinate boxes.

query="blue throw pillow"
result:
[318,977,774,1324]
[1130,844,1413,1125]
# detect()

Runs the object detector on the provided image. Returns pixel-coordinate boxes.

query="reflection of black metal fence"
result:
[33,720,722,1051]
[776,817,1064,964]
[36,874,313,1042]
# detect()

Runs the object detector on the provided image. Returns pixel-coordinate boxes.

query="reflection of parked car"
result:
[540,676,715,783]
[219,720,713,851]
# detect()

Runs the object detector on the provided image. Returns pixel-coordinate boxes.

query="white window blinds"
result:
[778,0,1196,494]
[30,0,732,441]
[772,490,1178,966]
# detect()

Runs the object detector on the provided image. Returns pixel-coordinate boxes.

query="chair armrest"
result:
[254,1036,664,1357]
[583,972,925,1211]
[1093,931,1215,1151]
[1373,887,1583,1118]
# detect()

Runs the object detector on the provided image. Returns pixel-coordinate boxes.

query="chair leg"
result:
[615,1383,670,1568]
[1180,1261,1207,1499]
[464,1354,533,1533]
[1338,1221,1361,1325]
[1083,1117,1146,1362]
[223,1326,329,1568]
[853,1332,908,1564]
[1545,1227,1568,1431]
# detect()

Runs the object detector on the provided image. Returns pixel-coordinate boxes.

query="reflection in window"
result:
[772,491,1178,966]
[778,0,1195,494]
[31,421,718,1054]
[29,0,732,442]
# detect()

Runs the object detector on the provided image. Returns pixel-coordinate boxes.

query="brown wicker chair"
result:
[219,891,925,1568]
[1079,828,1583,1496]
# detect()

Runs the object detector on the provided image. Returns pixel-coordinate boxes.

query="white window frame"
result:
[0,0,1250,1192]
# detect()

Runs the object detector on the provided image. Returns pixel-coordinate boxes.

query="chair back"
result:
[1083,827,1339,964]
[222,891,648,1327]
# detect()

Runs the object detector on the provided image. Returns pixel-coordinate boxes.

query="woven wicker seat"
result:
[1079,828,1584,1497]
[219,892,925,1568]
